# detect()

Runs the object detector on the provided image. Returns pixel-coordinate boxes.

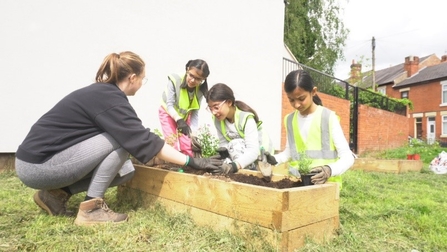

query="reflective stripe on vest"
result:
[285,106,342,188]
[214,107,274,154]
[161,73,200,120]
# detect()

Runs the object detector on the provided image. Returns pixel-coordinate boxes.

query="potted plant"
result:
[289,152,316,186]
[406,149,415,160]
[407,138,422,160]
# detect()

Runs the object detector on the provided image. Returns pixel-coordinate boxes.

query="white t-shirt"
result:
[274,110,354,176]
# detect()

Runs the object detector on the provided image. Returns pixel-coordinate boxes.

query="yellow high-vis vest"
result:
[285,106,342,188]
[161,73,200,120]
[214,107,274,155]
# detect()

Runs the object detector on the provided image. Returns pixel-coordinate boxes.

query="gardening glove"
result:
[264,151,278,165]
[214,162,238,175]
[187,157,223,172]
[191,136,202,157]
[209,154,223,161]
[309,165,332,184]
[176,119,191,137]
[211,147,229,160]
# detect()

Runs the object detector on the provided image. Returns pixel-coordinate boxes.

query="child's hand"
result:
[309,165,332,184]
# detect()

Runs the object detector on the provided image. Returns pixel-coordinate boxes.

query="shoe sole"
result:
[33,191,55,216]
[74,217,128,226]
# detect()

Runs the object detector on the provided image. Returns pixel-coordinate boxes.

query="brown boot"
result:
[74,198,128,226]
[33,189,74,216]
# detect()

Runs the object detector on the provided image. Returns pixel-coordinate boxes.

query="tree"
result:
[284,0,348,75]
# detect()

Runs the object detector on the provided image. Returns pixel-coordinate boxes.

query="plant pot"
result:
[413,154,420,160]
[300,172,318,186]
[407,154,414,160]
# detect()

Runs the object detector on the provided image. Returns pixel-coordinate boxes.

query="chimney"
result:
[404,55,420,77]
[350,59,362,85]
[441,55,447,62]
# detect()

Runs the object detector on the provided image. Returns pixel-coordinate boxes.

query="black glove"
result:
[191,136,201,152]
[214,162,238,175]
[187,157,223,171]
[176,119,191,137]
[264,151,278,165]
[217,147,229,159]
[309,165,332,184]
[209,154,223,160]
[208,154,223,159]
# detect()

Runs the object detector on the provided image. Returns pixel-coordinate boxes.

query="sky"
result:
[334,0,447,79]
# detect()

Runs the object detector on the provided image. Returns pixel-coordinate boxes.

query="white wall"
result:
[0,0,285,152]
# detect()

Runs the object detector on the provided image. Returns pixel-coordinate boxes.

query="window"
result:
[401,91,408,99]
[377,86,386,95]
[443,116,447,135]
[442,81,447,104]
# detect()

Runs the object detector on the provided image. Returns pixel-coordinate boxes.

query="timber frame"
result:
[118,164,340,251]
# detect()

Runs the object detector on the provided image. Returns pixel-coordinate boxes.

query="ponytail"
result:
[313,94,323,106]
[234,100,260,124]
[96,51,145,84]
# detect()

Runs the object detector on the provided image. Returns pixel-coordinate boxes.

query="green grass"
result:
[1,145,447,251]
[0,171,269,252]
[360,142,444,164]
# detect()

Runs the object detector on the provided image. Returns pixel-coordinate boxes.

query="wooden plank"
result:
[352,159,399,173]
[119,186,283,247]
[118,184,339,252]
[399,160,422,173]
[128,165,339,231]
[351,158,422,173]
[280,184,339,231]
[282,216,339,252]
[129,165,287,229]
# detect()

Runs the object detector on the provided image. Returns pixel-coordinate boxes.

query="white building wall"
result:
[0,0,285,152]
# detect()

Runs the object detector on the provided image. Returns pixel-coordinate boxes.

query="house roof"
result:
[363,55,433,87]
[373,63,405,85]
[394,61,447,87]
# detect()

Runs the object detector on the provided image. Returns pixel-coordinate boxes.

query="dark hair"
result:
[206,83,260,124]
[284,69,323,106]
[181,59,210,95]
[95,51,145,84]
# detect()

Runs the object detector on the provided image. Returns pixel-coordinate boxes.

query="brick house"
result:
[351,54,447,144]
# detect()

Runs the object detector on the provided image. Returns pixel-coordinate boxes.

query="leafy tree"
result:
[284,0,348,75]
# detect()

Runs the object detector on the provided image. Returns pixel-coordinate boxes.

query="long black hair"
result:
[181,59,210,96]
[284,69,323,105]
[206,83,260,124]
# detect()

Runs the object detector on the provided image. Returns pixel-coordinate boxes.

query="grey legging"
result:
[15,133,134,198]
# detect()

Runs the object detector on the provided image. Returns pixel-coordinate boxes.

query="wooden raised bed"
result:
[351,158,422,173]
[118,164,340,252]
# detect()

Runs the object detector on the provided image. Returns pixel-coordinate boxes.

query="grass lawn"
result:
[1,145,447,251]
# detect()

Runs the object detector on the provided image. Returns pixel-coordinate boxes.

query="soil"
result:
[146,163,308,189]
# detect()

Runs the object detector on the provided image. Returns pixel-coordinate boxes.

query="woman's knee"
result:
[120,170,135,184]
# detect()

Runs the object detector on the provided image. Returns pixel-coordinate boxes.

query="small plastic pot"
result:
[300,172,319,186]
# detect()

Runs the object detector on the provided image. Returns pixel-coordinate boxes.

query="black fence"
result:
[282,58,408,153]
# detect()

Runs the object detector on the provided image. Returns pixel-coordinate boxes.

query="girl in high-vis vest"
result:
[159,59,209,156]
[206,83,274,174]
[265,70,354,188]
